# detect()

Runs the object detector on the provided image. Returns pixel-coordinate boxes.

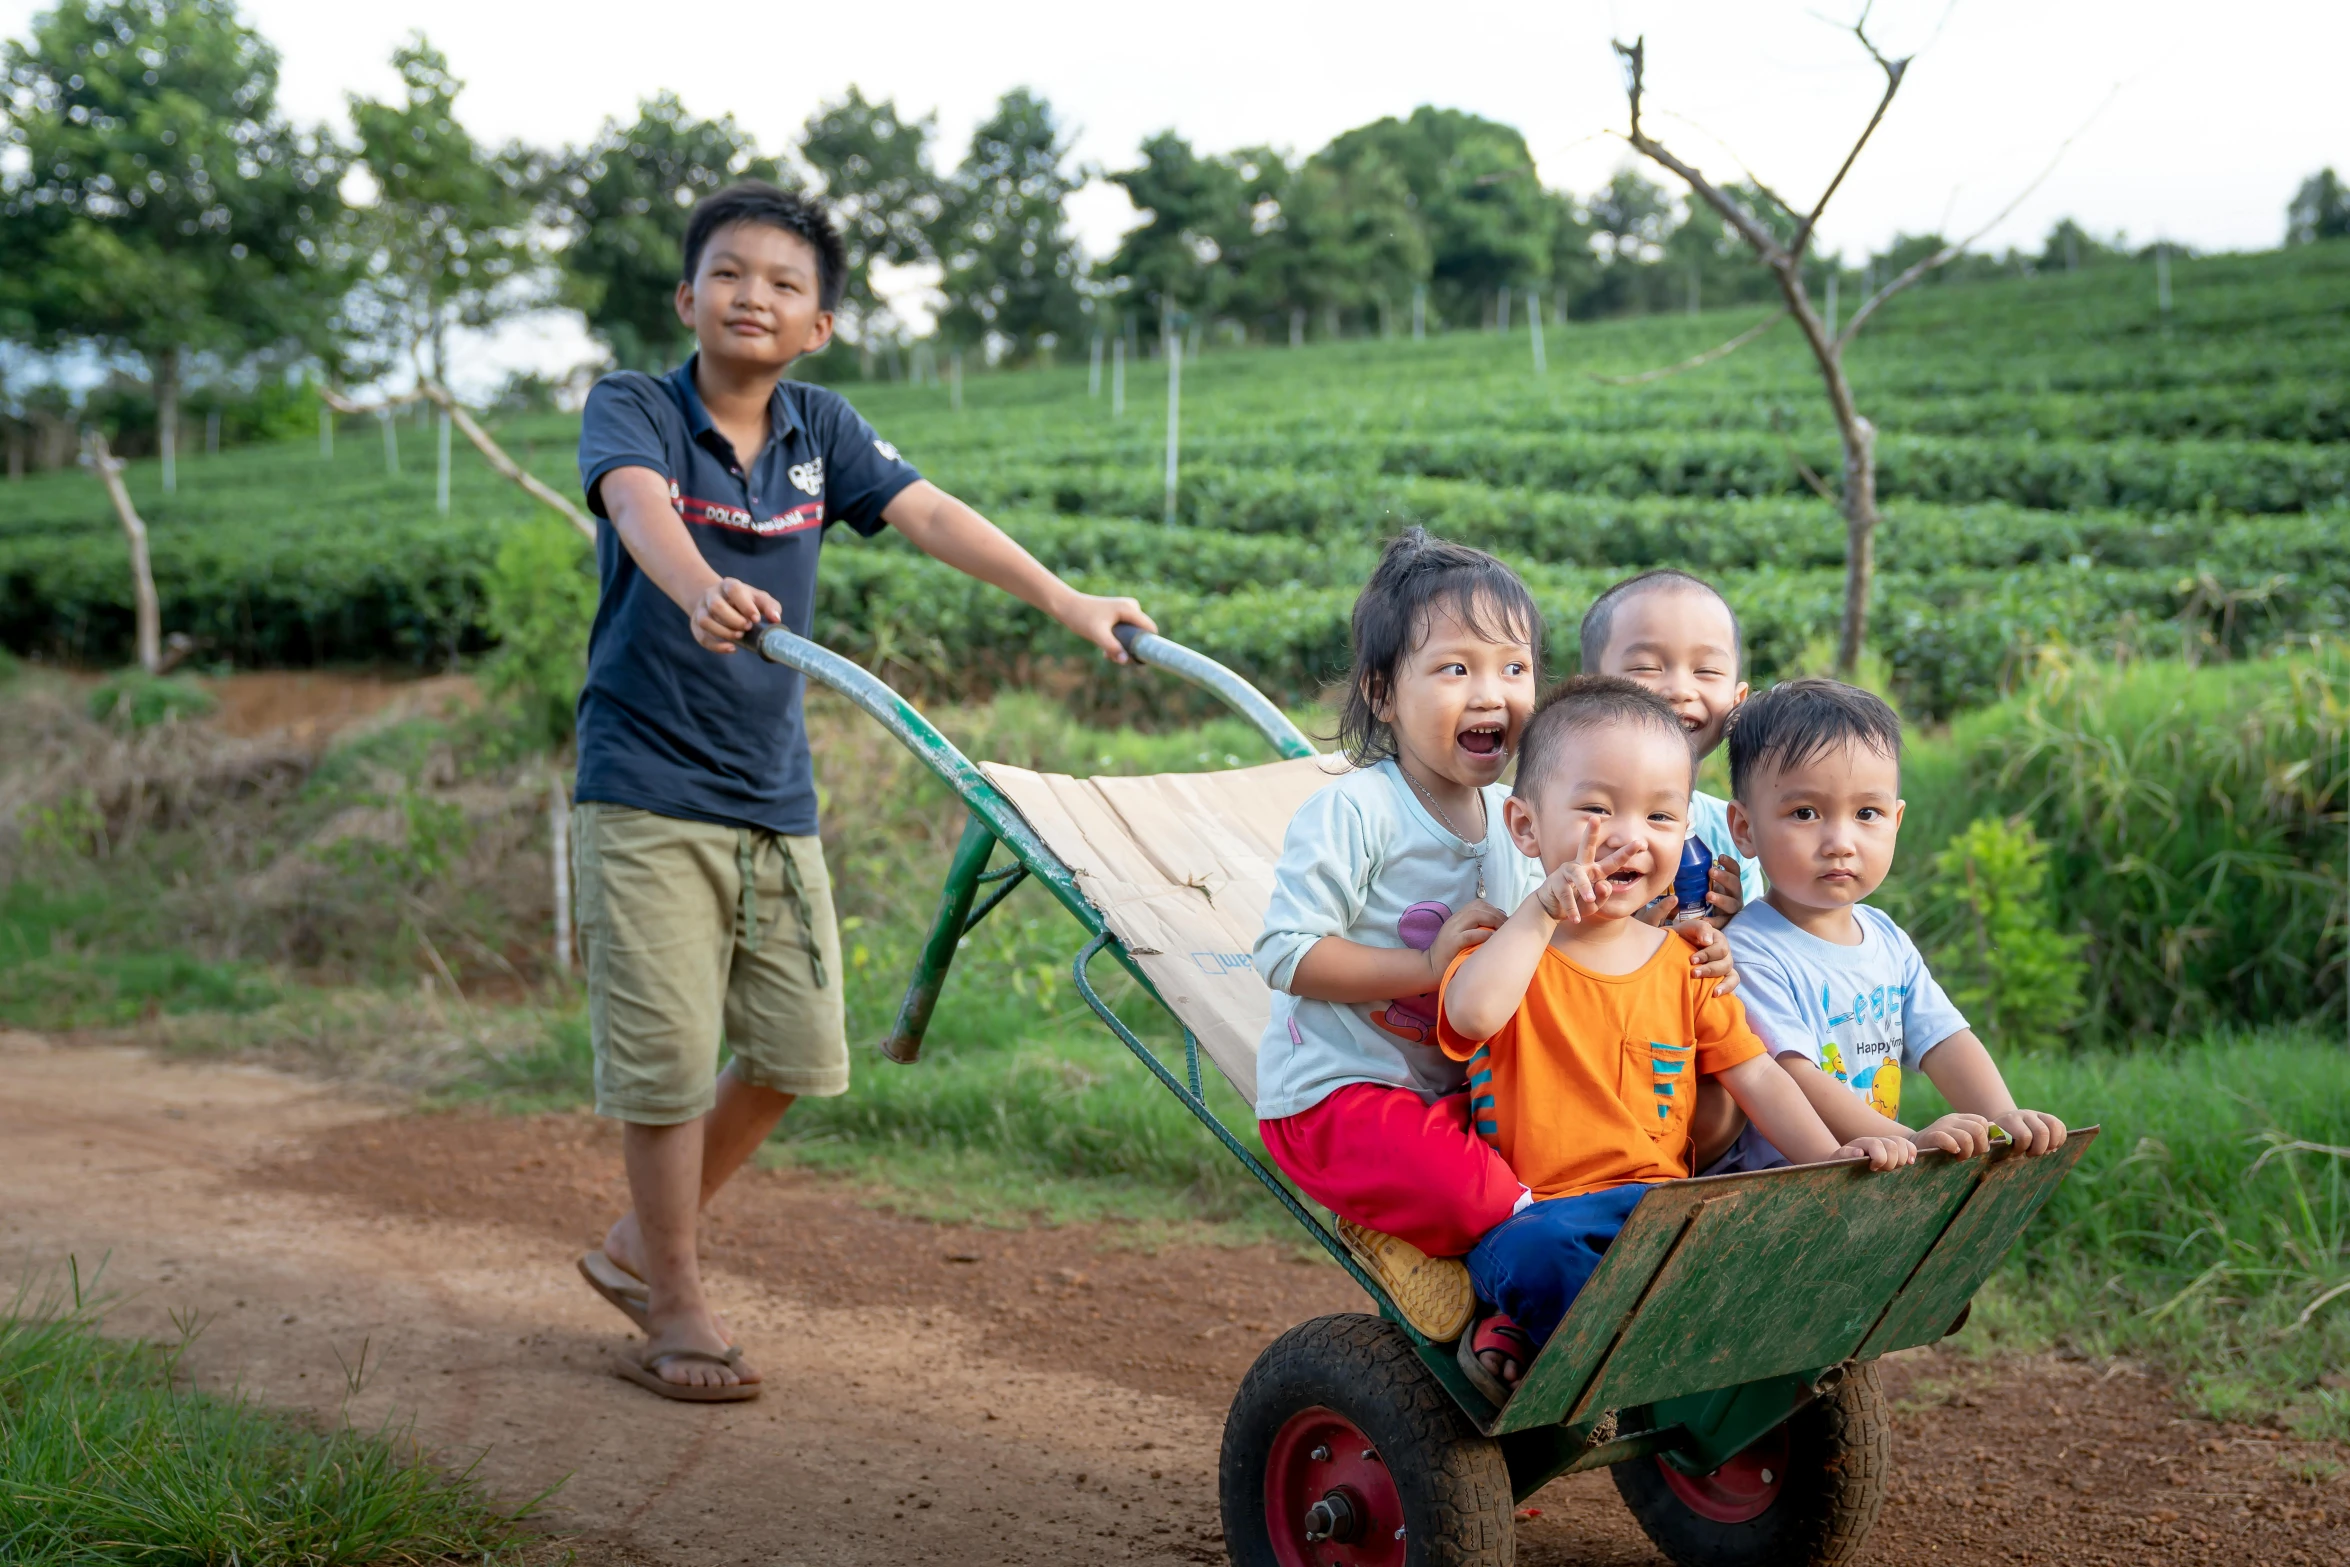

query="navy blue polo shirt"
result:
[574,357,921,835]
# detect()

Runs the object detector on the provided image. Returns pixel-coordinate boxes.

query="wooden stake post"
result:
[1163,332,1182,526]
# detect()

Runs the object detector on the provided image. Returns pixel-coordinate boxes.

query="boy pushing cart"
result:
[567,181,1152,1400]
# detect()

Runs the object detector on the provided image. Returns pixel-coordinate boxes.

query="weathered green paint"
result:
[1856,1129,2098,1359]
[883,812,998,1064]
[1489,1189,1708,1435]
[1493,1136,2094,1439]
[1570,1159,1975,1417]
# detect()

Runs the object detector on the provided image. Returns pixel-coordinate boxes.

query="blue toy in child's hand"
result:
[1674,835,1714,918]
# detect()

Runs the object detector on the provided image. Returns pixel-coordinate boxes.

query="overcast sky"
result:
[7,0,2344,390]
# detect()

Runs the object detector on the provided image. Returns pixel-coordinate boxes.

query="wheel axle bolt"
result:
[1361,1448,1376,1461]
[1761,1468,1775,1484]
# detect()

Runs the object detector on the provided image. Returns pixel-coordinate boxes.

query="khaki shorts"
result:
[574,803,849,1124]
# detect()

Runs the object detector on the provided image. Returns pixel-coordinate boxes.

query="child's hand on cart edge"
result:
[1050,589,1157,663]
[1831,1134,1917,1171]
[693,576,783,654]
[1992,1107,2068,1157]
[1910,1111,1996,1158]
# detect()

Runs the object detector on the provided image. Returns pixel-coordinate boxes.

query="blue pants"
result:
[1464,1183,1653,1347]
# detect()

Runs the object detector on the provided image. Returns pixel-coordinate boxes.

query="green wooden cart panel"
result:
[1494,1135,2094,1435]
[1494,1181,1713,1435]
[1857,1128,2096,1360]
[1569,1156,1978,1415]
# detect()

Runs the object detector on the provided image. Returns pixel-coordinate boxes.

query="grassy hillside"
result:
[3,241,2344,718]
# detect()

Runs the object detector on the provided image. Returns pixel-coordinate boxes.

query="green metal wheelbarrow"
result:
[754,622,2094,1567]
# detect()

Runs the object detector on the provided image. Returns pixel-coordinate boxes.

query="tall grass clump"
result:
[0,1269,541,1565]
[1906,1028,2350,1437]
[1895,645,2347,1038]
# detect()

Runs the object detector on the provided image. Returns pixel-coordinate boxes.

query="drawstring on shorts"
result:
[735,827,828,989]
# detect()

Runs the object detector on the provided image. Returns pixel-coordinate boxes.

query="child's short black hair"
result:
[1337,527,1543,766]
[1577,568,1743,673]
[681,181,848,313]
[1726,678,1903,798]
[1513,675,1692,801]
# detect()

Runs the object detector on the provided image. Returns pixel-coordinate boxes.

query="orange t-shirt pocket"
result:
[1619,1038,1696,1143]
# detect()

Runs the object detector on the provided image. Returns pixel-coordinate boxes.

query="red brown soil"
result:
[3,1032,2342,1566]
[199,669,479,743]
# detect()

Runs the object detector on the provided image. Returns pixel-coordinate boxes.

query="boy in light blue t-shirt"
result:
[1713,678,2069,1169]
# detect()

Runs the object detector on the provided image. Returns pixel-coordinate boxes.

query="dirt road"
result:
[2,1031,2341,1566]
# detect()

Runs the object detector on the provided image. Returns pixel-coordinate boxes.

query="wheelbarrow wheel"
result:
[1221,1312,1512,1567]
[1610,1359,1889,1567]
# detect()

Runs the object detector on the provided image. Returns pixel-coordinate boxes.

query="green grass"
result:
[0,882,278,1030]
[0,1267,542,1565]
[1905,1028,2350,1437]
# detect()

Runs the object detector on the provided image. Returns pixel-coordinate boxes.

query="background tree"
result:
[1107,133,1282,333]
[1318,107,1552,324]
[1608,20,2058,677]
[346,36,533,387]
[2286,168,2350,245]
[1,0,343,492]
[1262,146,1427,338]
[931,88,1085,364]
[550,93,781,371]
[800,87,940,350]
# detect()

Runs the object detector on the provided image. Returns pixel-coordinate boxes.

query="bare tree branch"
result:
[1834,84,2119,350]
[1614,38,1789,263]
[1790,9,1911,262]
[1590,309,1787,385]
[1785,443,1839,502]
[79,431,160,673]
[322,383,595,541]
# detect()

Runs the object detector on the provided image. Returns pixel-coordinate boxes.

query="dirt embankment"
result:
[1,1031,2340,1566]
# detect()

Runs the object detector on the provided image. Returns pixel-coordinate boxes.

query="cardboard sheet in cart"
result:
[981,754,1351,1108]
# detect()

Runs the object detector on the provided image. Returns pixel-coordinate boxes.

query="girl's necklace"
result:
[1402,765,1487,898]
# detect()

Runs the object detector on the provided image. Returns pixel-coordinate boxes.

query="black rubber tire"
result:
[1221,1312,1514,1567]
[1610,1360,1890,1567]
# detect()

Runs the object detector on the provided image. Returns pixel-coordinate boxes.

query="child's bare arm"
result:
[1920,1030,2068,1156]
[1775,1056,1990,1156]
[602,465,782,653]
[883,481,1152,659]
[1292,901,1508,1003]
[1716,1054,1915,1170]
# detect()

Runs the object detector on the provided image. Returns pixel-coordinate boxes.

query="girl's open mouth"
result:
[1457,724,1505,757]
[1607,868,1646,889]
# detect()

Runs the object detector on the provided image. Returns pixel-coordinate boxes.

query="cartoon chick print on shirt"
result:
[1815,985,1909,1120]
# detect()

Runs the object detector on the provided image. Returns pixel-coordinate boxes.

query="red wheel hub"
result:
[1264,1407,1406,1567]
[1658,1425,1789,1524]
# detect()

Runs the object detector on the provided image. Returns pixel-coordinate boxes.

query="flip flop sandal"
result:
[613,1345,761,1404]
[578,1250,651,1331]
[1333,1217,1475,1342]
[1455,1312,1535,1408]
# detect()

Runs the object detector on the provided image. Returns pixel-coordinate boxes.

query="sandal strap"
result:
[643,1346,743,1373]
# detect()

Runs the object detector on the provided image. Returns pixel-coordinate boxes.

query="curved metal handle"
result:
[1113,624,1318,761]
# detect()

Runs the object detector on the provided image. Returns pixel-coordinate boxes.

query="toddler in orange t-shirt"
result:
[1436,676,1913,1405]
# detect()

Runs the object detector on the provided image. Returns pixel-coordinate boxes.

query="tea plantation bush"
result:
[1,239,2343,722]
